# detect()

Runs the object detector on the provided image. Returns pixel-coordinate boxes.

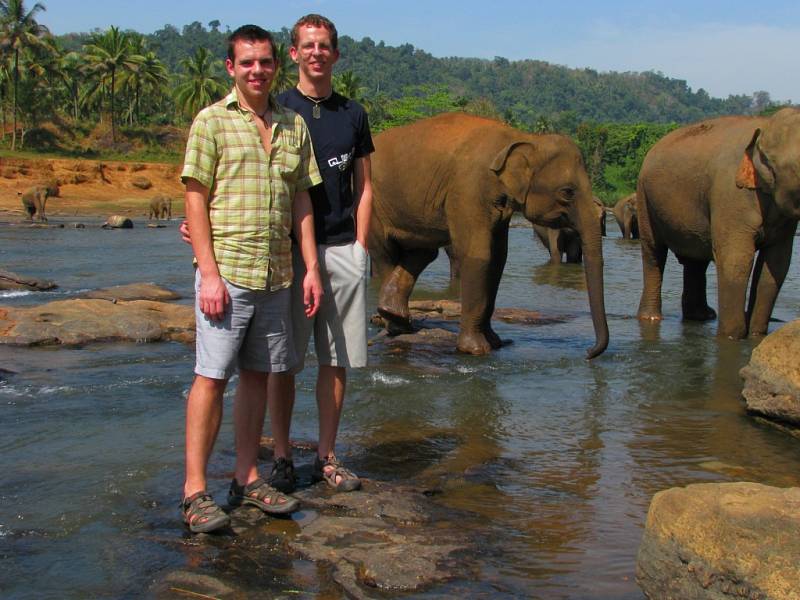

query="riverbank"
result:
[0,155,183,218]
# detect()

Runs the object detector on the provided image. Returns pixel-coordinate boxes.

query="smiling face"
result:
[225,38,276,108]
[290,24,339,88]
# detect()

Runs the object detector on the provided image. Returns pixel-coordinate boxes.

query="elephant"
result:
[612,193,639,239]
[533,196,606,264]
[370,112,609,358]
[18,186,49,222]
[636,107,800,339]
[149,195,172,220]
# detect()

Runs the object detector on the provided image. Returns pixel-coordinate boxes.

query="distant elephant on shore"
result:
[612,193,639,239]
[18,186,49,222]
[637,108,800,338]
[370,113,608,358]
[149,195,172,220]
[533,196,606,264]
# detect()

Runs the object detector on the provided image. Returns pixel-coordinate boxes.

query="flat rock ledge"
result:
[0,294,193,346]
[740,320,800,426]
[636,482,800,600]
[0,268,57,291]
[152,479,472,599]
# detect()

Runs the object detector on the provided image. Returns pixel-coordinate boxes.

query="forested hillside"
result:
[2,14,787,200]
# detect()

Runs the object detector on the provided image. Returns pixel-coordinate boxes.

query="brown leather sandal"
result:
[312,454,361,492]
[181,491,230,533]
[228,477,299,514]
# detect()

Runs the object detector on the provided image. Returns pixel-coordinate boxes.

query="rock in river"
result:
[636,482,800,600]
[0,296,193,345]
[740,320,800,427]
[0,268,57,291]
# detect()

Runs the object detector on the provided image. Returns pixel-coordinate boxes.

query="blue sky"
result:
[40,0,800,103]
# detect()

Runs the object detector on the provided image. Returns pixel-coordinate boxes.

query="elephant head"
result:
[736,107,800,220]
[489,136,609,358]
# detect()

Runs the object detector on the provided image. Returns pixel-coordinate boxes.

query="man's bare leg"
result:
[317,365,345,459]
[267,372,295,460]
[232,369,268,486]
[184,375,227,498]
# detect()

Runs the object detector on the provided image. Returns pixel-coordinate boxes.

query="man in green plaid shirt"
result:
[179,25,323,534]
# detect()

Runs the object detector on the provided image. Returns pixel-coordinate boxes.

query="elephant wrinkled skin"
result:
[636,108,800,338]
[370,113,609,358]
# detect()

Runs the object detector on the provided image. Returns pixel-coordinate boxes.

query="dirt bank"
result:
[0,156,183,218]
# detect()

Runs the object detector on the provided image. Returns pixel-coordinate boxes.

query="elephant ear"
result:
[489,141,535,202]
[735,128,775,190]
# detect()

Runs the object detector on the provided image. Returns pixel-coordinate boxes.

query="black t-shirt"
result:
[277,88,375,245]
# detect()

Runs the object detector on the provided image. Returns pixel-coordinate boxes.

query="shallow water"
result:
[1,218,799,599]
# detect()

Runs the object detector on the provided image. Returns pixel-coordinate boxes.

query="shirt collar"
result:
[225,86,281,115]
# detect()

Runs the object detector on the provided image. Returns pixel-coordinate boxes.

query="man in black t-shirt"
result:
[267,14,374,493]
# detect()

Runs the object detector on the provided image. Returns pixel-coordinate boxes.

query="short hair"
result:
[291,14,338,51]
[227,24,276,62]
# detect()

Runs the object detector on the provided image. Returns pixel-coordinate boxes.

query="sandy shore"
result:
[0,156,184,218]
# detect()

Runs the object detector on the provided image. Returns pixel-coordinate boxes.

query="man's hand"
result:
[179,219,191,244]
[198,273,230,321]
[303,267,323,318]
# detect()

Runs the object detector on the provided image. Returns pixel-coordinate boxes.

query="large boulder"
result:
[0,268,57,291]
[637,482,800,599]
[78,282,181,302]
[102,215,133,228]
[0,297,194,345]
[740,320,800,426]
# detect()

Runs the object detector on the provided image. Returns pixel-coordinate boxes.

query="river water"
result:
[1,218,799,599]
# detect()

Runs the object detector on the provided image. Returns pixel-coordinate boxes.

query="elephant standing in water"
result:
[18,186,49,222]
[532,196,606,264]
[370,113,609,357]
[149,195,172,220]
[612,193,639,239]
[637,108,800,338]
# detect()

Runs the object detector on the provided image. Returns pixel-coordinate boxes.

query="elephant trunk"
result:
[578,213,609,359]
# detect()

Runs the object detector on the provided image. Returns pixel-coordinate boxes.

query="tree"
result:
[173,46,227,119]
[333,70,362,101]
[271,41,296,93]
[83,26,140,141]
[0,0,49,149]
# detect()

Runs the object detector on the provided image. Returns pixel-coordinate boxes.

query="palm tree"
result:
[83,26,139,141]
[271,41,296,93]
[0,0,49,150]
[118,34,166,125]
[173,47,227,119]
[333,70,362,101]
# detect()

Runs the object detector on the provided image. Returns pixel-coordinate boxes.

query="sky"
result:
[38,0,800,103]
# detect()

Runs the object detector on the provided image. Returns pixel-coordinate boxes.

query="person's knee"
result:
[190,374,227,397]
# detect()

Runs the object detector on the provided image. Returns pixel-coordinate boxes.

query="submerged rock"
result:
[103,215,133,228]
[740,320,800,426]
[0,268,57,291]
[637,482,800,599]
[0,297,193,345]
[78,282,181,302]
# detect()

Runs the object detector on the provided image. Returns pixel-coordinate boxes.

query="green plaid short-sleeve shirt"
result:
[181,88,322,291]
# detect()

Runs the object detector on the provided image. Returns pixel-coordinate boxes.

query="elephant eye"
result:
[559,187,576,201]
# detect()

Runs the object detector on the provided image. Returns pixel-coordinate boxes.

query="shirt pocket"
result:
[272,144,302,182]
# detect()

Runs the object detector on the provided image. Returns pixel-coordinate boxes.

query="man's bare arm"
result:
[292,189,323,317]
[353,155,373,250]
[185,178,229,321]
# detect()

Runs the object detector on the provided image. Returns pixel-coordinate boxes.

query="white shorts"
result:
[291,241,369,371]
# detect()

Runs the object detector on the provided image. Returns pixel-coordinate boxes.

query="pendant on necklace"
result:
[312,104,321,119]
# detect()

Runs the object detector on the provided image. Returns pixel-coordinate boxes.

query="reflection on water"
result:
[1,220,799,598]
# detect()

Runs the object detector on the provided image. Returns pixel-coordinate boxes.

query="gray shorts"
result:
[292,241,369,371]
[194,270,295,380]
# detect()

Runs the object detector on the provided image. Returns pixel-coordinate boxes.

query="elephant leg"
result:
[746,224,797,336]
[456,223,508,354]
[636,191,668,321]
[564,232,582,263]
[444,245,461,288]
[377,247,439,333]
[714,238,755,339]
[678,257,716,321]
